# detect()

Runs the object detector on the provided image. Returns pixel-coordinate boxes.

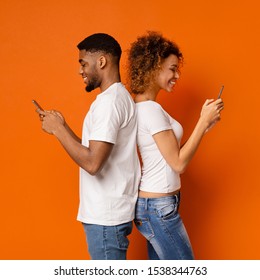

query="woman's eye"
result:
[170,68,179,73]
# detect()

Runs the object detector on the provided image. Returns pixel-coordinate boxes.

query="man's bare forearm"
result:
[64,122,82,143]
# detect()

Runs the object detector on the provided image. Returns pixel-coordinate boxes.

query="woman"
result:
[128,31,224,260]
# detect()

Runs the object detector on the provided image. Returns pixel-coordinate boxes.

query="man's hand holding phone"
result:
[32,100,65,135]
[32,99,45,120]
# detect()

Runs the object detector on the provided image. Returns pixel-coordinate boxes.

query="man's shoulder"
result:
[99,83,133,106]
[90,85,134,116]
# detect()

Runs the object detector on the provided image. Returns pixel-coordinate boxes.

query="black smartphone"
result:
[217,85,224,99]
[32,100,44,111]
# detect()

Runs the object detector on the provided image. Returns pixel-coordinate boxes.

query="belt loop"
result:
[175,193,179,204]
[145,198,148,210]
[175,192,180,212]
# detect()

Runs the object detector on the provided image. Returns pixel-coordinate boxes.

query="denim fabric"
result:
[135,194,194,260]
[82,221,133,260]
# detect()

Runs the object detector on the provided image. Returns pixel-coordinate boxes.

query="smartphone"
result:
[32,99,44,111]
[217,85,224,99]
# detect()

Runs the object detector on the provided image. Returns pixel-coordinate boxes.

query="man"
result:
[37,33,140,260]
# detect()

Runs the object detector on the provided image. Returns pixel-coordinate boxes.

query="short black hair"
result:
[77,33,122,62]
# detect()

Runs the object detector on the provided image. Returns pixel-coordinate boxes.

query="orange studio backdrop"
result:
[0,0,260,259]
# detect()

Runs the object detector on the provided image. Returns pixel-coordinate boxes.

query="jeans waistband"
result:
[137,192,180,209]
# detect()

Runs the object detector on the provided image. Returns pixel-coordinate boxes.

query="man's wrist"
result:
[53,123,66,138]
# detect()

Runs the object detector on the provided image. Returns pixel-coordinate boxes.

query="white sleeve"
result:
[89,100,121,144]
[144,103,172,135]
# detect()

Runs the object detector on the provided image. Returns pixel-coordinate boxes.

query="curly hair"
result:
[127,31,183,94]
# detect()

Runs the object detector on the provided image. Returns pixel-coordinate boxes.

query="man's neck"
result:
[100,78,121,92]
[100,70,121,92]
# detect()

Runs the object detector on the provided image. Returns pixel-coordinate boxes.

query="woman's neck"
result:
[134,88,159,103]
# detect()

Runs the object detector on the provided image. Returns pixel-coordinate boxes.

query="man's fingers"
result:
[36,108,46,115]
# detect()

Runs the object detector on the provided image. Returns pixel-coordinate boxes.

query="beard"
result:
[85,72,100,92]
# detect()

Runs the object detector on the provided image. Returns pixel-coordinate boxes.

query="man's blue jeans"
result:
[82,221,133,260]
[134,193,194,260]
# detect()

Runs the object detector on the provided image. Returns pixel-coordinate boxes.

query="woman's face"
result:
[156,54,180,92]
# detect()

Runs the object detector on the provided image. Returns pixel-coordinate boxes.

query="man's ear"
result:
[98,55,107,69]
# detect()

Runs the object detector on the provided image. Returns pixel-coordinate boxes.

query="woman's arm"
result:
[153,99,224,174]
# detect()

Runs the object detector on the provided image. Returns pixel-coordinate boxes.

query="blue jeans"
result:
[134,193,194,260]
[82,221,133,260]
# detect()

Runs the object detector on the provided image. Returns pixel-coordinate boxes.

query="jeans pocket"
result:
[156,203,177,220]
[116,234,129,250]
[134,218,155,241]
[115,222,132,249]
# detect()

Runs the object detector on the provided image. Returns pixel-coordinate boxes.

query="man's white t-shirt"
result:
[77,83,140,226]
[136,101,183,193]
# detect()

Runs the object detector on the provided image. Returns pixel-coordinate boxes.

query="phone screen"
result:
[32,100,44,111]
[218,85,224,99]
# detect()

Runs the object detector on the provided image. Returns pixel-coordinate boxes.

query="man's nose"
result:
[79,65,83,75]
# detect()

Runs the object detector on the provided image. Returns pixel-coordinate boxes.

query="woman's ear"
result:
[98,55,107,69]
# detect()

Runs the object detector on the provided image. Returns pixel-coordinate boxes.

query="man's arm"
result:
[52,110,82,143]
[40,110,113,175]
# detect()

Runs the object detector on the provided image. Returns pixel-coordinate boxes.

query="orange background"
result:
[0,0,259,260]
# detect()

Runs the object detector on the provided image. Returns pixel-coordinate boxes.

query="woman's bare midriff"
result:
[138,189,180,198]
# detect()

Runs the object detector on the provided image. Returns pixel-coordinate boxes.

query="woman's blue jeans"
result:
[82,221,133,260]
[134,193,194,260]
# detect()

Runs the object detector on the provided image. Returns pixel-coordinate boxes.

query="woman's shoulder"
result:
[136,100,164,112]
[136,101,168,120]
[136,101,173,133]
[136,101,169,122]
